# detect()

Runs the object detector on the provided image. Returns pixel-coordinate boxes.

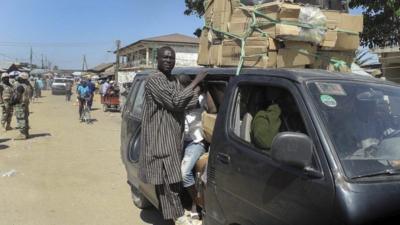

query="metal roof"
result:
[89,62,114,72]
[142,33,199,44]
[118,33,199,53]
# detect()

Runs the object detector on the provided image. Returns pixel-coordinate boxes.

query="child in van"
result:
[178,75,207,223]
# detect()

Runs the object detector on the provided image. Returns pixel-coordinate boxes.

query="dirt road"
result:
[0,91,165,225]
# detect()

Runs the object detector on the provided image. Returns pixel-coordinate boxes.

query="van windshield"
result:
[308,81,400,179]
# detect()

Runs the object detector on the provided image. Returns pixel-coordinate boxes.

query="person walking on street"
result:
[29,78,36,102]
[139,46,206,225]
[65,81,72,101]
[35,78,43,98]
[87,79,95,110]
[12,72,33,140]
[0,73,14,131]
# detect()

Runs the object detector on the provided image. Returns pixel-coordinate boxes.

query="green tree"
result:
[184,0,205,37]
[349,0,399,48]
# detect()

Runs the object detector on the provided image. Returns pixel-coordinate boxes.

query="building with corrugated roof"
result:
[117,33,199,70]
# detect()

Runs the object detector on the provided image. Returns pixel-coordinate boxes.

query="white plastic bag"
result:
[297,6,327,44]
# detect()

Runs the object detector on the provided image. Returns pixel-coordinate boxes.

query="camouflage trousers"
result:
[1,101,13,127]
[15,104,29,135]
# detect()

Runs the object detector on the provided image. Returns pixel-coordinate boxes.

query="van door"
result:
[120,77,159,207]
[205,75,335,225]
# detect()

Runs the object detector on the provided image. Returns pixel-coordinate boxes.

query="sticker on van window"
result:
[320,95,337,107]
[315,82,347,96]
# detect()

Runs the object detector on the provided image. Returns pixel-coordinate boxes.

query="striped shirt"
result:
[139,72,198,185]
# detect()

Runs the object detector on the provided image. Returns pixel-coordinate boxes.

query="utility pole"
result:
[41,54,44,69]
[82,54,88,72]
[30,47,33,70]
[115,40,121,84]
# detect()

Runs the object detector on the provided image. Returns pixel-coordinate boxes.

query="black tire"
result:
[131,184,151,209]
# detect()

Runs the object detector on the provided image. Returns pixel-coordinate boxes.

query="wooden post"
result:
[115,40,121,83]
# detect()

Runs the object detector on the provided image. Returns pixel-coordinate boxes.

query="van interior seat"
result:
[240,113,253,142]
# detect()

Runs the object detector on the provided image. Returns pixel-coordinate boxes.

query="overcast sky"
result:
[0,0,203,70]
[0,1,363,70]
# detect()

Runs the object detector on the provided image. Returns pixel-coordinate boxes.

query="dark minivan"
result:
[121,68,400,225]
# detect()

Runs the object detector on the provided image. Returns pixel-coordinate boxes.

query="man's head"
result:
[80,80,87,87]
[157,46,176,75]
[17,72,29,83]
[1,73,10,83]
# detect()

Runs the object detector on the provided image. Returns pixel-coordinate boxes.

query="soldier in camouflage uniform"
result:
[0,73,14,131]
[13,72,33,140]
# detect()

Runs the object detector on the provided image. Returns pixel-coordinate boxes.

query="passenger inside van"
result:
[178,75,208,222]
[250,88,283,150]
[235,86,307,151]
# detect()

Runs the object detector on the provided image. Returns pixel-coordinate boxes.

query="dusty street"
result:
[0,91,165,225]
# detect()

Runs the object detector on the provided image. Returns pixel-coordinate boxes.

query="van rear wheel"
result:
[131,184,151,209]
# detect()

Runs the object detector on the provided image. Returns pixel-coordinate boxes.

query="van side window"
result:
[124,80,140,114]
[130,81,146,118]
[232,85,307,153]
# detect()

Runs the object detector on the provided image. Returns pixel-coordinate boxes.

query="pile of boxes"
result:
[198,0,363,72]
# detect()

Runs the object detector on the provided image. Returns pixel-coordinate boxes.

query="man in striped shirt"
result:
[139,46,206,225]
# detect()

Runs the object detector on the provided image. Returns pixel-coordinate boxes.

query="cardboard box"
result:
[219,50,277,68]
[230,7,252,23]
[322,10,363,32]
[277,41,316,68]
[204,0,214,25]
[320,30,338,48]
[228,2,279,38]
[321,32,360,51]
[219,54,273,68]
[210,44,222,66]
[334,32,360,51]
[311,50,354,72]
[255,2,280,21]
[222,37,269,47]
[278,3,301,21]
[202,112,217,143]
[228,20,276,38]
[218,36,273,68]
[269,38,279,50]
[205,0,234,32]
[319,10,363,50]
[276,23,301,38]
[198,29,213,66]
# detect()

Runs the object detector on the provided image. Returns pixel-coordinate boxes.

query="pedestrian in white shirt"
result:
[179,74,207,223]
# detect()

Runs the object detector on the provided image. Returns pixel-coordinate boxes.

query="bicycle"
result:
[80,98,92,124]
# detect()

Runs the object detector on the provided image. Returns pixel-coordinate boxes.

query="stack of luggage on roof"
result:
[198,0,363,73]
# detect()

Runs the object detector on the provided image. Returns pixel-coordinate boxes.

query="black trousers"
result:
[78,98,86,118]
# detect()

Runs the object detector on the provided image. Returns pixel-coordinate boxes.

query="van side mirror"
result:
[271,132,314,170]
